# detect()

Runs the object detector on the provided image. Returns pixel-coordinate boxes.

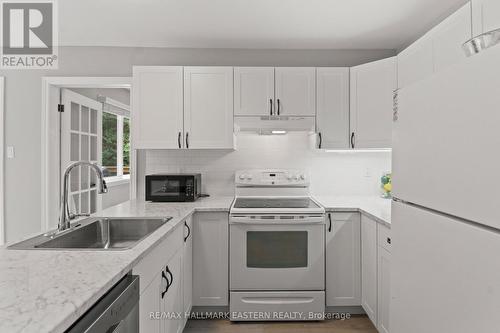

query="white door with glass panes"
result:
[60,89,103,215]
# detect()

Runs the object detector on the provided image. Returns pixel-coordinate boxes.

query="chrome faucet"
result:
[59,161,108,232]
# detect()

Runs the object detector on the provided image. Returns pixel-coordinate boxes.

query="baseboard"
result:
[326,306,366,315]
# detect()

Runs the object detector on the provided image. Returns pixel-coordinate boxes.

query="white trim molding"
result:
[0,77,4,245]
[41,77,132,232]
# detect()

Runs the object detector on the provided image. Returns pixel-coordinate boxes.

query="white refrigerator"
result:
[391,44,500,333]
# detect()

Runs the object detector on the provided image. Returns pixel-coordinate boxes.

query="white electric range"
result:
[229,169,326,321]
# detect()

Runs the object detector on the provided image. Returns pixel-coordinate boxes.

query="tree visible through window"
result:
[102,112,129,178]
[102,112,117,177]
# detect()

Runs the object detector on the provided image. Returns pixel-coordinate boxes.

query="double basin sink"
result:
[9,217,172,250]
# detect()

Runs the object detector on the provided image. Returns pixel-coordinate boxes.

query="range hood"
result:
[234,115,315,134]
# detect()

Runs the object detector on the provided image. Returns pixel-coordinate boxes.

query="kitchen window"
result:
[102,104,130,182]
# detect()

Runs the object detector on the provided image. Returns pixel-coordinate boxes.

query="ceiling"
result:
[59,0,470,50]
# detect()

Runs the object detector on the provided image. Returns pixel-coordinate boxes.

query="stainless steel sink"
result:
[8,217,172,250]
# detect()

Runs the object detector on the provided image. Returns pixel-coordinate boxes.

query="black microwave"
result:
[145,174,201,202]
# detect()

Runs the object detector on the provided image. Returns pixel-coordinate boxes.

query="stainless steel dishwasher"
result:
[66,274,139,333]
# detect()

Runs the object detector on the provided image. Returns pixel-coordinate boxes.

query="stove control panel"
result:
[235,169,309,187]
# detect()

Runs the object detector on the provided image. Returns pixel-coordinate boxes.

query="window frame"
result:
[100,97,130,183]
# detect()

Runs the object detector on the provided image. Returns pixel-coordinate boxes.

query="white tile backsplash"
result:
[142,132,391,198]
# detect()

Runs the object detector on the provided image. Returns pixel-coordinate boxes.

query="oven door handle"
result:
[230,215,325,224]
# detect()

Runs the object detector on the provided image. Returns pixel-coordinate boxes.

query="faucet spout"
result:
[59,161,108,232]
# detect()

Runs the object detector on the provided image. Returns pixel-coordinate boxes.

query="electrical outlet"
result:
[364,168,371,178]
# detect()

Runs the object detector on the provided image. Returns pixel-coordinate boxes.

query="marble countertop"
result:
[0,196,234,333]
[0,195,391,333]
[313,195,392,228]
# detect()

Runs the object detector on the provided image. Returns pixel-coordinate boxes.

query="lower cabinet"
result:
[193,212,229,306]
[160,249,183,333]
[139,274,161,333]
[182,215,193,328]
[377,224,392,333]
[326,212,361,306]
[361,215,378,325]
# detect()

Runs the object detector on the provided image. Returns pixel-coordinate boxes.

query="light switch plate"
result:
[7,146,15,159]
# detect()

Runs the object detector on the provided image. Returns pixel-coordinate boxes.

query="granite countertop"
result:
[0,196,234,333]
[313,195,392,228]
[0,195,391,333]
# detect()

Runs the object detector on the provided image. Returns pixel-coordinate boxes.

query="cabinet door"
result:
[182,216,193,328]
[350,57,396,149]
[397,35,433,89]
[234,67,274,116]
[361,215,378,326]
[184,67,234,149]
[377,247,391,333]
[432,4,471,73]
[140,274,161,333]
[275,67,316,116]
[160,249,183,333]
[316,68,350,149]
[472,0,500,36]
[193,212,229,306]
[133,66,184,149]
[326,212,361,306]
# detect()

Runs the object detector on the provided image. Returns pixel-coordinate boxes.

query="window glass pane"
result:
[247,231,308,268]
[123,118,130,175]
[102,112,117,177]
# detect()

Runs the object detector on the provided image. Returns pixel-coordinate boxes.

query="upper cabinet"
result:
[132,66,184,149]
[350,57,396,149]
[398,3,472,89]
[234,67,275,116]
[316,68,350,149]
[184,67,234,149]
[133,66,234,150]
[472,0,500,37]
[275,67,316,116]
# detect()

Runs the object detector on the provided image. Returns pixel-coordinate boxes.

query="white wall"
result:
[0,46,395,243]
[102,183,131,209]
[139,133,391,199]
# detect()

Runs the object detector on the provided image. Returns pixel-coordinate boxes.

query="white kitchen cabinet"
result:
[184,67,234,149]
[193,212,229,306]
[139,275,161,333]
[160,249,183,333]
[398,3,471,89]
[397,35,434,89]
[350,57,396,149]
[377,245,391,333]
[234,67,275,116]
[182,216,193,328]
[133,223,183,333]
[472,0,500,36]
[432,4,471,73]
[132,66,184,149]
[316,68,350,149]
[325,212,361,306]
[361,215,378,326]
[275,67,316,116]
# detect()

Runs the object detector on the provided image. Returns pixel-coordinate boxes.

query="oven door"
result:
[230,215,325,291]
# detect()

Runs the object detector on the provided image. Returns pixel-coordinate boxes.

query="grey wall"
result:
[0,46,396,243]
[102,183,131,210]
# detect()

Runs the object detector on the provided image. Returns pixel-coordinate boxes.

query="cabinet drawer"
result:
[133,222,183,294]
[377,224,392,253]
[329,212,360,221]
